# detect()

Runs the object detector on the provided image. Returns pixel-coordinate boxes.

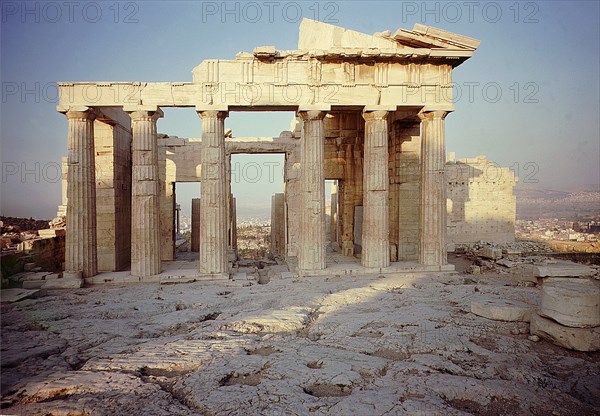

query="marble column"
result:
[129,109,163,277]
[361,110,390,269]
[297,110,327,272]
[64,109,98,279]
[418,110,448,265]
[198,110,229,276]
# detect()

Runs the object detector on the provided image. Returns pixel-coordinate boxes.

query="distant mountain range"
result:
[515,188,600,220]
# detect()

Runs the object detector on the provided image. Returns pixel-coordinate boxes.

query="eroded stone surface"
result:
[2,273,598,415]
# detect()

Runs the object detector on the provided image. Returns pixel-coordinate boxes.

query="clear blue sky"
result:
[1,1,599,219]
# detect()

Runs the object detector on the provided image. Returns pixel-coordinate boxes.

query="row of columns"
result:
[62,105,448,280]
[297,107,449,271]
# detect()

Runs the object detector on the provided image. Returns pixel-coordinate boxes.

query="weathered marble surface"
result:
[2,272,598,415]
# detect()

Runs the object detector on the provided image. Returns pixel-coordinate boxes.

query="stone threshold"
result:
[83,261,454,285]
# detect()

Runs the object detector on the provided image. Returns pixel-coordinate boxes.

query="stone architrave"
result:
[362,109,390,269]
[128,109,163,277]
[63,109,98,279]
[419,110,448,266]
[198,110,229,277]
[297,109,327,272]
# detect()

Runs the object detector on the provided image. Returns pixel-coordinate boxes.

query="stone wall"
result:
[94,121,133,271]
[446,155,516,244]
[391,116,421,261]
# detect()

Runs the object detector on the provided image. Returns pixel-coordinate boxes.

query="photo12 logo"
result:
[2,162,62,184]
[201,1,340,24]
[400,1,540,24]
[1,1,140,24]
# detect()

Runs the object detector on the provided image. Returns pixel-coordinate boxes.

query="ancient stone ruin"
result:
[55,19,482,284]
[2,18,599,416]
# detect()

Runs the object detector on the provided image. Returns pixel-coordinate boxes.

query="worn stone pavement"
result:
[1,271,598,415]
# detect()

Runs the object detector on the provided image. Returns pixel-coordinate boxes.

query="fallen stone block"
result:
[0,288,40,303]
[480,247,502,260]
[8,271,36,283]
[38,229,65,238]
[44,273,61,280]
[471,297,532,322]
[530,313,600,352]
[534,262,594,277]
[539,280,600,328]
[23,262,37,271]
[496,259,518,268]
[22,280,46,289]
[231,272,249,281]
[41,278,82,289]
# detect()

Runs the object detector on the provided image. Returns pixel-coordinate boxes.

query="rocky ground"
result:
[1,267,599,416]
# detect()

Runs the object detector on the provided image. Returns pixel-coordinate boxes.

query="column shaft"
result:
[64,110,98,278]
[130,110,162,276]
[198,111,229,276]
[298,110,327,271]
[362,110,390,268]
[419,110,448,265]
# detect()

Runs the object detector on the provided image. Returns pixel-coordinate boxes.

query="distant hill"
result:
[515,188,600,220]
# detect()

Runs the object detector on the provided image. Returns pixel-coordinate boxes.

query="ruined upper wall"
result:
[298,19,404,50]
[57,20,479,112]
[297,19,479,53]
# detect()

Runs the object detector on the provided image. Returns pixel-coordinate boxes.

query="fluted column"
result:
[64,109,98,279]
[129,109,163,277]
[418,110,448,265]
[198,110,229,276]
[362,110,390,269]
[297,110,327,272]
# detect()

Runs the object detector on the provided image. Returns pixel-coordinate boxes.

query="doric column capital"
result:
[197,110,229,120]
[362,109,389,121]
[297,110,327,121]
[127,108,164,122]
[63,108,98,121]
[418,110,449,121]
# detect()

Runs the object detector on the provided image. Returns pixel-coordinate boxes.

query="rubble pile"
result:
[1,217,53,253]
[1,217,66,286]
[454,240,600,279]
